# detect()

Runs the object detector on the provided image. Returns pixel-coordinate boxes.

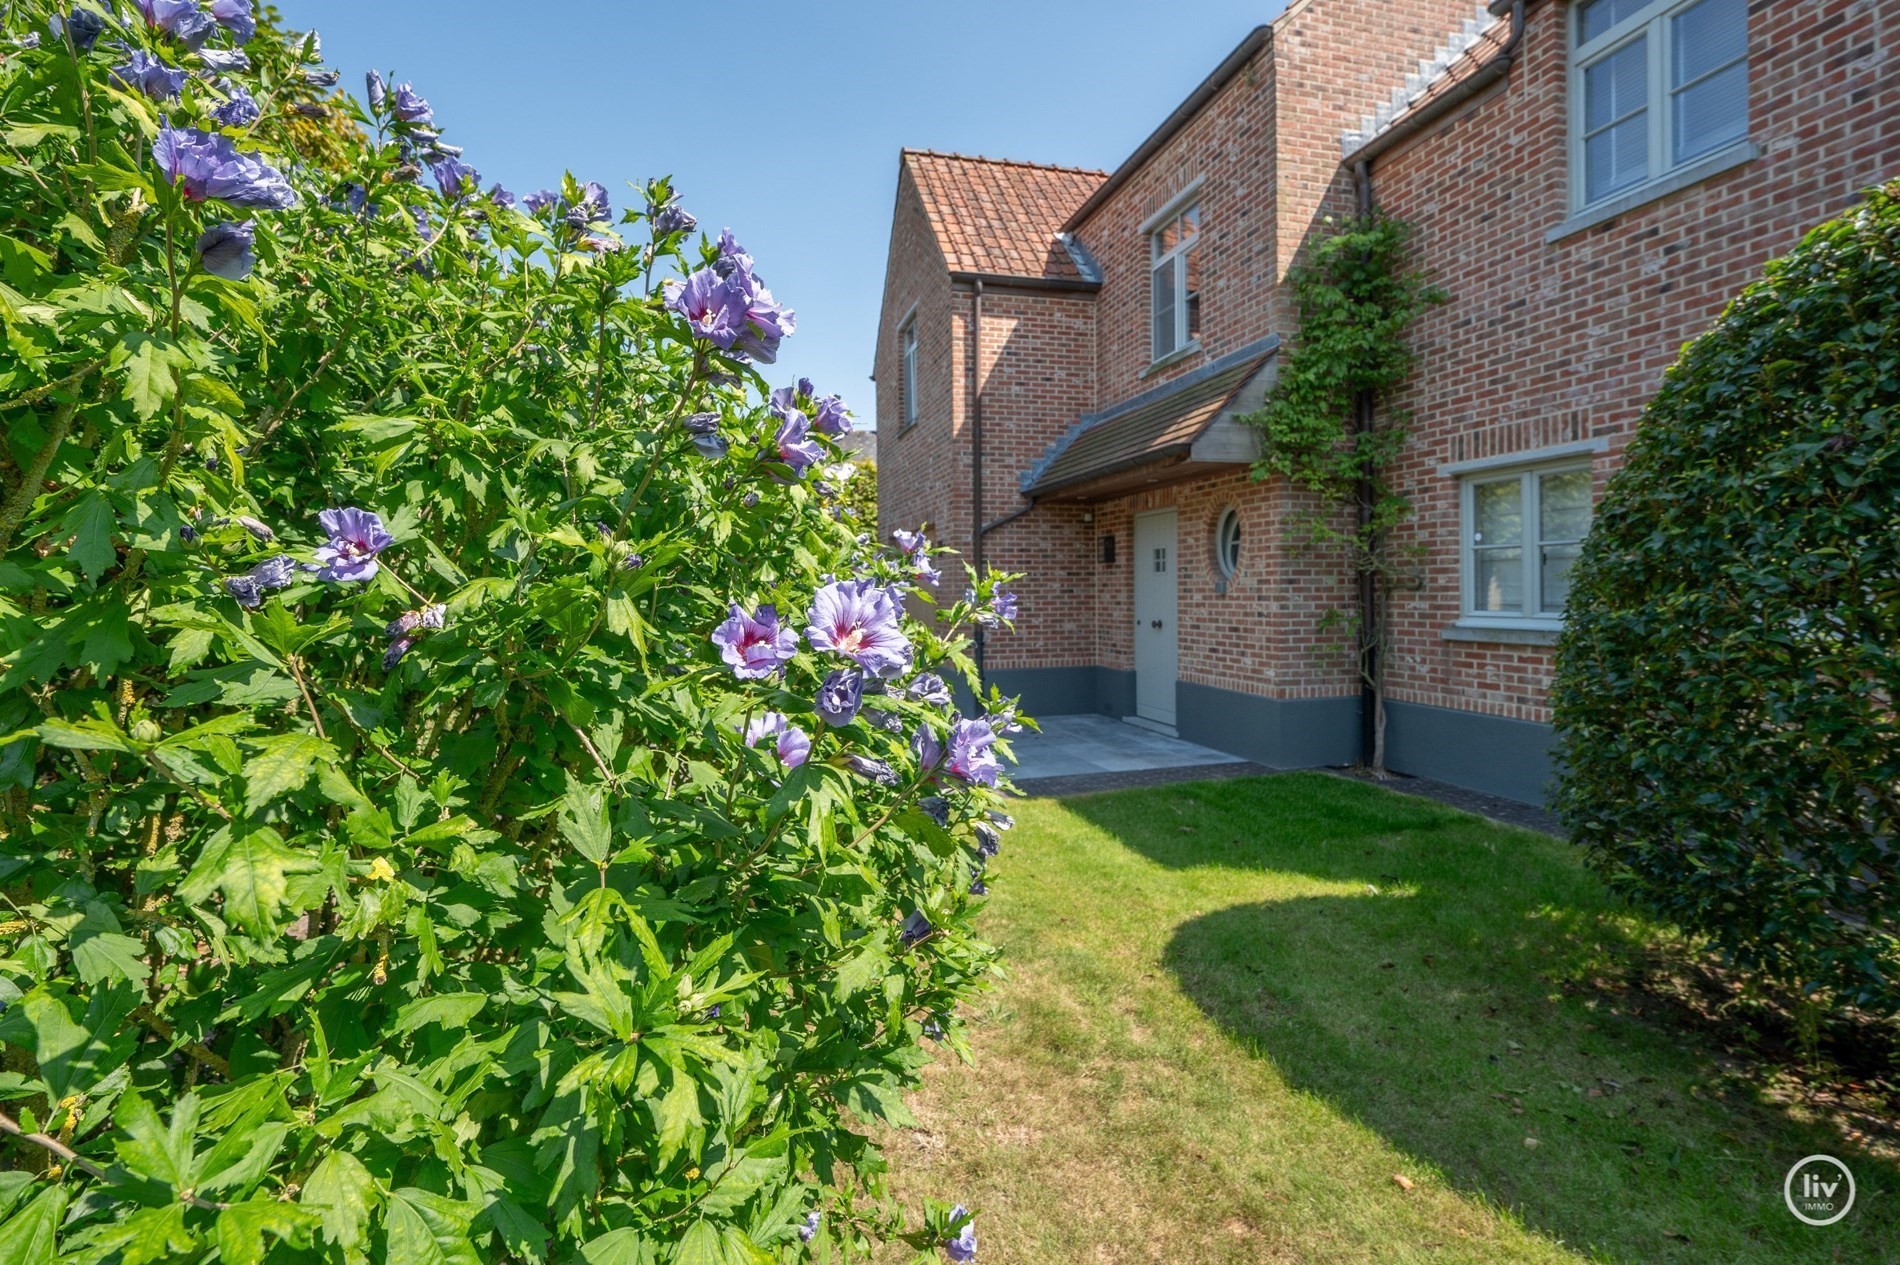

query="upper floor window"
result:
[1573,0,1748,208]
[1462,463,1594,626]
[1150,201,1201,363]
[899,319,918,428]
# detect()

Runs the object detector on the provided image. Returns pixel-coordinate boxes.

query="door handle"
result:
[1151,620,1163,630]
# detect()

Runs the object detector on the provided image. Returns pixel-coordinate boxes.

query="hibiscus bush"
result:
[0,4,1020,1261]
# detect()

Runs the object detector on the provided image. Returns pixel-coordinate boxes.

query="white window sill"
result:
[1443,621,1562,647]
[1142,341,1203,378]
[1547,141,1760,244]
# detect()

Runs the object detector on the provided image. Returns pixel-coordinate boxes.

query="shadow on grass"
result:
[1063,774,1898,1264]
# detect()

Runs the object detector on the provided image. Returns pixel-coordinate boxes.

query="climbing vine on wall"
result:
[1244,213,1443,771]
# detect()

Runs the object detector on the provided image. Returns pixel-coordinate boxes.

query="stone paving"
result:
[1009,714,1561,837]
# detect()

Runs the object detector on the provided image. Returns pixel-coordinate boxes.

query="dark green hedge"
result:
[1552,181,1900,1014]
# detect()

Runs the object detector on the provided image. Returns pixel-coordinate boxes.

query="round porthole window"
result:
[1215,507,1241,580]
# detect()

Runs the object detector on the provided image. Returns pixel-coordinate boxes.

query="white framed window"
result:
[1571,0,1748,210]
[1460,463,1594,627]
[1149,200,1201,363]
[1214,507,1241,580]
[899,319,918,429]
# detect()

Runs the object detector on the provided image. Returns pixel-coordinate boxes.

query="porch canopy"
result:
[1021,336,1279,501]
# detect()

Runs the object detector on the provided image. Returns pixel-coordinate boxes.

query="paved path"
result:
[1008,714,1561,836]
[1009,714,1245,782]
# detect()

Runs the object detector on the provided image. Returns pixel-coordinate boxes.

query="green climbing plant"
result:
[1244,213,1443,772]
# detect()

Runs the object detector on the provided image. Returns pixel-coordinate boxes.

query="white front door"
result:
[1132,510,1178,727]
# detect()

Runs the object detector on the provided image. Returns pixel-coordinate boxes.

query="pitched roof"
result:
[1023,339,1279,499]
[903,150,1107,284]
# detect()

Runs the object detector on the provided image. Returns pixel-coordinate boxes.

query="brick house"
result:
[873,0,1900,805]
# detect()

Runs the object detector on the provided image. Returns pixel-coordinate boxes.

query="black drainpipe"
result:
[970,279,986,686]
[1344,0,1526,767]
[1352,158,1380,767]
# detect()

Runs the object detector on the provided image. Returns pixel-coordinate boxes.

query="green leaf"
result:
[62,489,117,582]
[36,716,136,753]
[178,826,319,939]
[243,732,335,813]
[214,1199,317,1265]
[113,1090,199,1190]
[653,1069,702,1167]
[0,1184,64,1263]
[392,992,487,1037]
[69,902,148,987]
[116,331,190,422]
[832,932,890,1000]
[384,1188,483,1265]
[302,1150,377,1263]
[559,773,611,863]
[579,1227,651,1264]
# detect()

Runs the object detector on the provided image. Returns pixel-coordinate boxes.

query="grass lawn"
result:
[874,773,1897,1264]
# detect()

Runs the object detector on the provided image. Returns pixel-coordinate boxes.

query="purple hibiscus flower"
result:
[195,220,255,280]
[969,869,987,897]
[920,796,950,827]
[994,589,1019,622]
[945,718,1001,787]
[113,49,187,100]
[812,394,851,435]
[912,724,944,770]
[744,712,811,769]
[711,602,798,679]
[651,199,696,235]
[487,183,516,209]
[907,673,953,707]
[944,1207,977,1263]
[893,529,926,557]
[153,126,298,210]
[846,753,898,785]
[806,579,911,678]
[139,0,216,47]
[430,154,479,198]
[389,81,432,124]
[53,8,106,51]
[313,506,393,583]
[564,180,610,226]
[222,553,297,608]
[974,822,1001,858]
[815,668,864,727]
[664,267,748,350]
[198,47,249,72]
[683,412,729,460]
[899,910,933,947]
[774,410,823,475]
[798,1211,822,1244]
[364,69,387,111]
[522,188,560,214]
[731,278,794,364]
[713,227,752,278]
[209,0,254,41]
[211,83,260,127]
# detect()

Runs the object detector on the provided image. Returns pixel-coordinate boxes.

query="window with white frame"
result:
[899,319,918,428]
[1572,0,1749,209]
[1462,464,1594,624]
[1150,201,1201,362]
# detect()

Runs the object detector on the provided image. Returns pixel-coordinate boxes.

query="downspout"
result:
[971,279,986,685]
[1352,158,1379,769]
[1345,0,1526,770]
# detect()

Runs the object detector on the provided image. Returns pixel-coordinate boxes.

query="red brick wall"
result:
[1068,38,1281,405]
[1087,473,1360,696]
[1370,0,1900,725]
[875,164,961,548]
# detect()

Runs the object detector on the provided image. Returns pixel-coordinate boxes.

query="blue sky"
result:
[287,2,1291,429]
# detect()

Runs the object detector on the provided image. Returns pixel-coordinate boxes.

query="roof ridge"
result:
[902,148,1108,177]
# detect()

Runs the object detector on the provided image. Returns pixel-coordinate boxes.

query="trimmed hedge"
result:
[1552,181,1900,1014]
